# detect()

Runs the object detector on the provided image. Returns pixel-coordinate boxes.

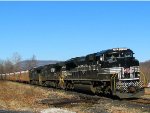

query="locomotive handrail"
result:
[114,73,117,93]
[111,73,117,93]
[111,75,113,91]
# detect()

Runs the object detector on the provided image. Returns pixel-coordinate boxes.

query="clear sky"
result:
[0,1,150,62]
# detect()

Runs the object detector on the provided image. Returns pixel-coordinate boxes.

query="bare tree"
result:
[4,59,14,73]
[11,52,22,72]
[25,55,37,70]
[0,60,4,74]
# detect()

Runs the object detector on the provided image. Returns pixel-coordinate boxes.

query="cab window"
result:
[125,52,133,57]
[105,53,119,60]
[120,51,133,58]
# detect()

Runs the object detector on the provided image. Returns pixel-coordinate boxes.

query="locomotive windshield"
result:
[105,50,133,60]
[106,52,119,60]
[120,51,133,58]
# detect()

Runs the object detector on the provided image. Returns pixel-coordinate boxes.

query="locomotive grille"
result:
[116,81,143,92]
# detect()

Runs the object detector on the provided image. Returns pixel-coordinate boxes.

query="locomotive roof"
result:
[29,48,133,71]
[65,48,133,63]
[96,48,133,56]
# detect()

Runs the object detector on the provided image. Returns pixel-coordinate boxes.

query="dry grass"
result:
[110,106,142,113]
[145,87,150,95]
[0,81,49,112]
[0,81,77,112]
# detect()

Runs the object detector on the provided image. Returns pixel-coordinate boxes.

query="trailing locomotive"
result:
[0,48,145,98]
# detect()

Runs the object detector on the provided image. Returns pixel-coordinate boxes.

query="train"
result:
[0,48,146,98]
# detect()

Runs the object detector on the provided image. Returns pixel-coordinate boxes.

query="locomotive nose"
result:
[128,86,136,93]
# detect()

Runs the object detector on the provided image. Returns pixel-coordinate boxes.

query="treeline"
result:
[140,61,150,83]
[0,53,37,74]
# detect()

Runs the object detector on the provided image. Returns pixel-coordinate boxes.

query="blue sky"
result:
[0,1,150,62]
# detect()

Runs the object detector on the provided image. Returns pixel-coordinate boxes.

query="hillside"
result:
[19,60,60,67]
[18,60,60,70]
[140,61,150,84]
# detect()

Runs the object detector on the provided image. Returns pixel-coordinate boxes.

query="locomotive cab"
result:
[101,48,144,98]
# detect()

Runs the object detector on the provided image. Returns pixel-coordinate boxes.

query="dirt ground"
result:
[0,81,149,113]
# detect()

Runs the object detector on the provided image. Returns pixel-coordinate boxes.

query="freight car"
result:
[0,48,146,99]
[1,71,30,83]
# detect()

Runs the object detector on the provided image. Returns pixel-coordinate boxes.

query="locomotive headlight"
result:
[100,56,103,61]
[135,72,140,78]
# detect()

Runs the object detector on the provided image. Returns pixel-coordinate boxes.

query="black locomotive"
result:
[29,48,144,98]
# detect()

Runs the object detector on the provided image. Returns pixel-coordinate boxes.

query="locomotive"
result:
[0,48,145,98]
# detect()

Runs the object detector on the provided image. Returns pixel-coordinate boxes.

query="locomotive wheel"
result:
[66,82,74,90]
[104,86,112,95]
[95,86,103,94]
[66,82,71,90]
[90,85,96,94]
[55,81,59,88]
